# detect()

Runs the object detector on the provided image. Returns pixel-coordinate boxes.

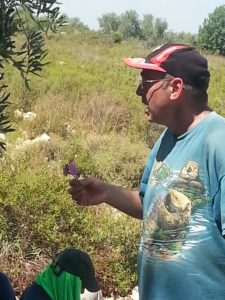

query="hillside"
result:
[1,28,225,297]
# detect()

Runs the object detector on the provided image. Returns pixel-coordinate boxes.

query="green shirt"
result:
[35,265,81,300]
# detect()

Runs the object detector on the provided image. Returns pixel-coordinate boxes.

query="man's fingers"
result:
[68,177,96,206]
[68,186,89,206]
[73,191,86,201]
[69,176,95,187]
[73,193,88,206]
[68,185,83,195]
[69,178,82,187]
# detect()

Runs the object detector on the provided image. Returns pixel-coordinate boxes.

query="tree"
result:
[119,10,142,40]
[141,14,154,40]
[0,0,65,150]
[97,11,170,44]
[154,18,168,40]
[197,5,225,55]
[98,12,120,34]
[164,31,197,46]
[140,14,168,47]
[69,17,89,32]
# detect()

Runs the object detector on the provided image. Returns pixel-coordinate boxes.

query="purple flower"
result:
[63,161,79,177]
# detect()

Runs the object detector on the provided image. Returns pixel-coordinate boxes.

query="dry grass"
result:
[0,241,50,297]
[75,94,130,134]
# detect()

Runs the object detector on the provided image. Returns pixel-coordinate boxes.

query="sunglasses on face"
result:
[138,78,171,90]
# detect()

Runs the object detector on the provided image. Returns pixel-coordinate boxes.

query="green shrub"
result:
[0,162,140,296]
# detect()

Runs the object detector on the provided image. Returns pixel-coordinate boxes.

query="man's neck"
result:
[169,107,212,136]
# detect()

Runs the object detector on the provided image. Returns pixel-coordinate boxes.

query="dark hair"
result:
[162,74,208,105]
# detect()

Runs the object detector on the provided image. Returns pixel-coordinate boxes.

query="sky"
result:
[60,0,225,34]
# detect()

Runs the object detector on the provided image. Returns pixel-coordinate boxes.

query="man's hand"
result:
[68,176,107,206]
[68,176,142,219]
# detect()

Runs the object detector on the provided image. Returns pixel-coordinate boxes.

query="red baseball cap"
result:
[124,43,210,90]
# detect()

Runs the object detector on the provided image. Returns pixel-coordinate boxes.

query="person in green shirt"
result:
[20,248,101,300]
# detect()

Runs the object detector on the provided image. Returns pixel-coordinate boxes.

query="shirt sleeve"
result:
[207,128,225,237]
[219,176,225,236]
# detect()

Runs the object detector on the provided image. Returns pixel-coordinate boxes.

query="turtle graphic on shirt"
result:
[142,161,208,258]
[169,161,206,208]
[150,161,171,186]
[142,188,192,258]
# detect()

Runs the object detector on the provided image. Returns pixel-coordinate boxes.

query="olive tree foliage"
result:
[69,17,89,32]
[197,5,225,55]
[141,14,154,40]
[118,10,141,40]
[97,10,197,47]
[98,10,141,40]
[98,12,120,34]
[164,31,196,46]
[0,0,65,150]
[154,18,168,40]
[98,10,168,45]
[141,14,168,47]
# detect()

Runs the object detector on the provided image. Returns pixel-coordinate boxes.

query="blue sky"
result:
[60,0,225,33]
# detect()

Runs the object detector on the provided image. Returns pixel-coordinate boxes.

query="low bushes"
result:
[0,159,141,296]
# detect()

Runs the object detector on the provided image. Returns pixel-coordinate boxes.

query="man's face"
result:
[136,70,171,124]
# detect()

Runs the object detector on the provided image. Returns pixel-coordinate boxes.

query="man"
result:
[69,44,225,299]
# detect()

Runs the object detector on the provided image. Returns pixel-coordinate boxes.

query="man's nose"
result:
[136,84,142,96]
[136,86,147,105]
[141,97,148,105]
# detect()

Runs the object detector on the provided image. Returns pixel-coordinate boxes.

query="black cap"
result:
[124,43,210,90]
[52,248,100,292]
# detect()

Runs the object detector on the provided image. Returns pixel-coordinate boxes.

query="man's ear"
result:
[170,78,184,100]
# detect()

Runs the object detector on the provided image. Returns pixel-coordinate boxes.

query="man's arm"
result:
[69,177,143,220]
[105,184,142,219]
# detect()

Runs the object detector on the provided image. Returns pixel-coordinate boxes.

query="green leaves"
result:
[20,30,49,88]
[0,1,18,60]
[198,5,225,55]
[97,10,168,46]
[13,2,66,85]
[0,58,13,150]
[0,82,14,151]
[0,0,65,150]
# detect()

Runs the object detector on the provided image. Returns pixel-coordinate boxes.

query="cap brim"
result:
[84,277,100,292]
[124,57,166,72]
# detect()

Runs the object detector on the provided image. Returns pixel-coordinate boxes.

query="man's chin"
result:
[147,115,160,125]
[147,114,154,123]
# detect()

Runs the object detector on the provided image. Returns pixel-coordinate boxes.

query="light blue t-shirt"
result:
[138,112,225,300]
